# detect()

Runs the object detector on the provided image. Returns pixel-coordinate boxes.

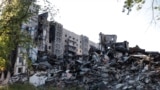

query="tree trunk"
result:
[1,71,11,85]
[0,72,4,82]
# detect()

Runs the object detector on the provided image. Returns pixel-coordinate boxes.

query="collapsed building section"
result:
[36,12,48,52]
[9,10,160,90]
[8,13,160,90]
[8,9,160,89]
[99,32,117,51]
[36,12,97,61]
[30,32,160,90]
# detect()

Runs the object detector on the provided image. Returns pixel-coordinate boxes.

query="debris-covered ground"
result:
[10,34,160,90]
[31,42,160,90]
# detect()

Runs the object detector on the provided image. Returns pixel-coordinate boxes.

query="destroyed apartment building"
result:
[30,32,160,90]
[35,12,98,59]
[7,11,160,90]
[10,12,98,82]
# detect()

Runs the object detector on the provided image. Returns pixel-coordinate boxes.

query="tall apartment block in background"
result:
[36,13,64,57]
[48,22,63,57]
[63,29,97,56]
[63,29,80,58]
[36,12,49,52]
[81,35,89,55]
[36,12,98,59]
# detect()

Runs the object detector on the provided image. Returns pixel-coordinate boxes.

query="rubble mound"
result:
[31,39,160,90]
[99,54,160,90]
[44,52,160,90]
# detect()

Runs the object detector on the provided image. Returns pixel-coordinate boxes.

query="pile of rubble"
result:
[31,44,160,90]
[28,33,160,90]
[97,52,160,90]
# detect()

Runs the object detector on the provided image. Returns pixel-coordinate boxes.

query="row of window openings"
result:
[65,35,81,43]
[49,44,81,49]
[65,48,82,53]
[67,42,78,46]
[48,45,60,49]
[53,47,83,53]
[64,39,81,43]
[48,44,82,50]
[64,41,82,48]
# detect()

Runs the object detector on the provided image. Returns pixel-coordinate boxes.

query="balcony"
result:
[68,47,77,53]
[65,45,77,53]
[68,38,76,43]
[68,42,76,47]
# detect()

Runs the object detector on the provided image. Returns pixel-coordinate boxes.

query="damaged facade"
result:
[63,29,79,59]
[30,31,160,89]
[10,10,160,90]
[36,12,98,58]
[10,11,98,84]
[14,47,27,75]
[14,4,39,75]
[49,22,63,57]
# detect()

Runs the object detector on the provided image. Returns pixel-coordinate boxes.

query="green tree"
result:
[122,0,160,25]
[0,0,58,84]
[123,0,160,16]
[0,0,39,84]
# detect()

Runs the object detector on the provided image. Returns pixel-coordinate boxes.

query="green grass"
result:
[0,83,36,90]
[0,83,84,90]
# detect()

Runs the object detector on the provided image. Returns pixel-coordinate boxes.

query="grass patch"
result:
[0,83,36,90]
[0,83,84,90]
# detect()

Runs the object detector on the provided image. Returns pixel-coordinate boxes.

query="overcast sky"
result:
[39,0,160,51]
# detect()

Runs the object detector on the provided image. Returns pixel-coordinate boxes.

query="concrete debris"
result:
[29,72,47,87]
[10,32,160,89]
[28,41,160,90]
[9,74,28,84]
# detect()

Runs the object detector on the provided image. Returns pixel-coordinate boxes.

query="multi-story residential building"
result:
[35,12,98,59]
[36,12,49,52]
[89,41,98,49]
[36,13,64,57]
[81,35,89,55]
[14,47,27,75]
[63,29,81,58]
[62,29,97,56]
[48,21,63,57]
[14,4,39,75]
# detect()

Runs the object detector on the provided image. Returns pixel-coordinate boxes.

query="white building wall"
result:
[14,47,27,75]
[89,41,98,49]
[63,29,82,55]
[29,72,47,87]
[62,28,98,56]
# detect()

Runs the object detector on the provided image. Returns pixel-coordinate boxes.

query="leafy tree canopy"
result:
[123,0,160,16]
[0,0,38,71]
